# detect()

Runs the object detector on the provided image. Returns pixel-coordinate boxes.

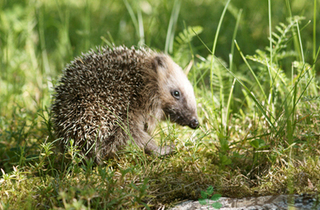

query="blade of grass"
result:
[182,22,197,93]
[268,0,272,64]
[123,0,145,46]
[313,0,317,63]
[123,0,138,32]
[234,40,267,101]
[310,0,318,95]
[229,8,242,72]
[55,0,73,63]
[137,9,145,46]
[225,78,236,135]
[294,18,317,96]
[223,47,276,130]
[285,0,301,62]
[210,0,231,133]
[273,73,314,141]
[165,0,181,54]
[212,0,231,55]
[84,0,91,50]
[225,8,242,135]
[101,36,113,47]
[38,5,50,75]
[267,0,274,107]
[295,21,304,64]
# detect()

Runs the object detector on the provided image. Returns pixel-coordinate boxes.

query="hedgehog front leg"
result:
[133,129,175,156]
[145,138,175,156]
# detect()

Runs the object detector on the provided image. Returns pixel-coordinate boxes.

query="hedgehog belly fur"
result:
[52,46,199,163]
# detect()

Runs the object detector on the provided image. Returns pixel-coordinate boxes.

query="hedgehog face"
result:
[155,55,199,129]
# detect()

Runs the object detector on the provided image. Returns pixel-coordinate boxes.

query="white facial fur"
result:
[156,55,198,127]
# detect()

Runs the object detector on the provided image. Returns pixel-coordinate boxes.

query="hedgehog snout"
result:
[189,117,199,129]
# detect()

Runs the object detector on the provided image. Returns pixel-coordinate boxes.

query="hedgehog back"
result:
[52,47,151,149]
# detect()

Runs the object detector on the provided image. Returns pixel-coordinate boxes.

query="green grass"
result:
[1,0,320,209]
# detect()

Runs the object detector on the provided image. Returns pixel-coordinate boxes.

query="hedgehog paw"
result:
[156,144,176,156]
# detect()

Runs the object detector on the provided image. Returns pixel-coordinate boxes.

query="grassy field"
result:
[1,0,320,209]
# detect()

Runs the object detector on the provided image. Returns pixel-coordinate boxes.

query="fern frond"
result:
[175,26,203,45]
[247,50,289,88]
[173,26,203,67]
[267,16,305,60]
[195,55,233,105]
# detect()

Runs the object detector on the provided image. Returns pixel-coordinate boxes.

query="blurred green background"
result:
[1,0,318,74]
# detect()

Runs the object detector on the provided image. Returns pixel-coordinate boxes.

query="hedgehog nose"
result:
[189,118,199,129]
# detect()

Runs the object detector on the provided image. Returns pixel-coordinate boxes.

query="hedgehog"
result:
[52,46,199,163]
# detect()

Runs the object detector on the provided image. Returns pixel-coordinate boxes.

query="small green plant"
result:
[198,186,222,209]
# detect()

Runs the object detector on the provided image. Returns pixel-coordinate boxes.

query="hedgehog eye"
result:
[171,90,180,99]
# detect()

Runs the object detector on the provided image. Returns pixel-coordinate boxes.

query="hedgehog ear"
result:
[152,55,167,72]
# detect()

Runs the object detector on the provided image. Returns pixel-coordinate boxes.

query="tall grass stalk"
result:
[313,0,317,62]
[137,9,145,46]
[224,51,275,131]
[55,0,73,64]
[225,78,236,135]
[38,5,50,76]
[209,0,230,139]
[268,0,272,66]
[210,0,230,92]
[267,0,275,110]
[225,9,242,135]
[211,0,230,56]
[165,0,181,54]
[234,41,267,101]
[295,22,304,64]
[285,0,302,63]
[123,0,145,46]
[311,0,319,96]
[84,0,91,50]
[229,8,242,72]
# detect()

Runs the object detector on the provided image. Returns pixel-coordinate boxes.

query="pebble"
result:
[170,194,320,210]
